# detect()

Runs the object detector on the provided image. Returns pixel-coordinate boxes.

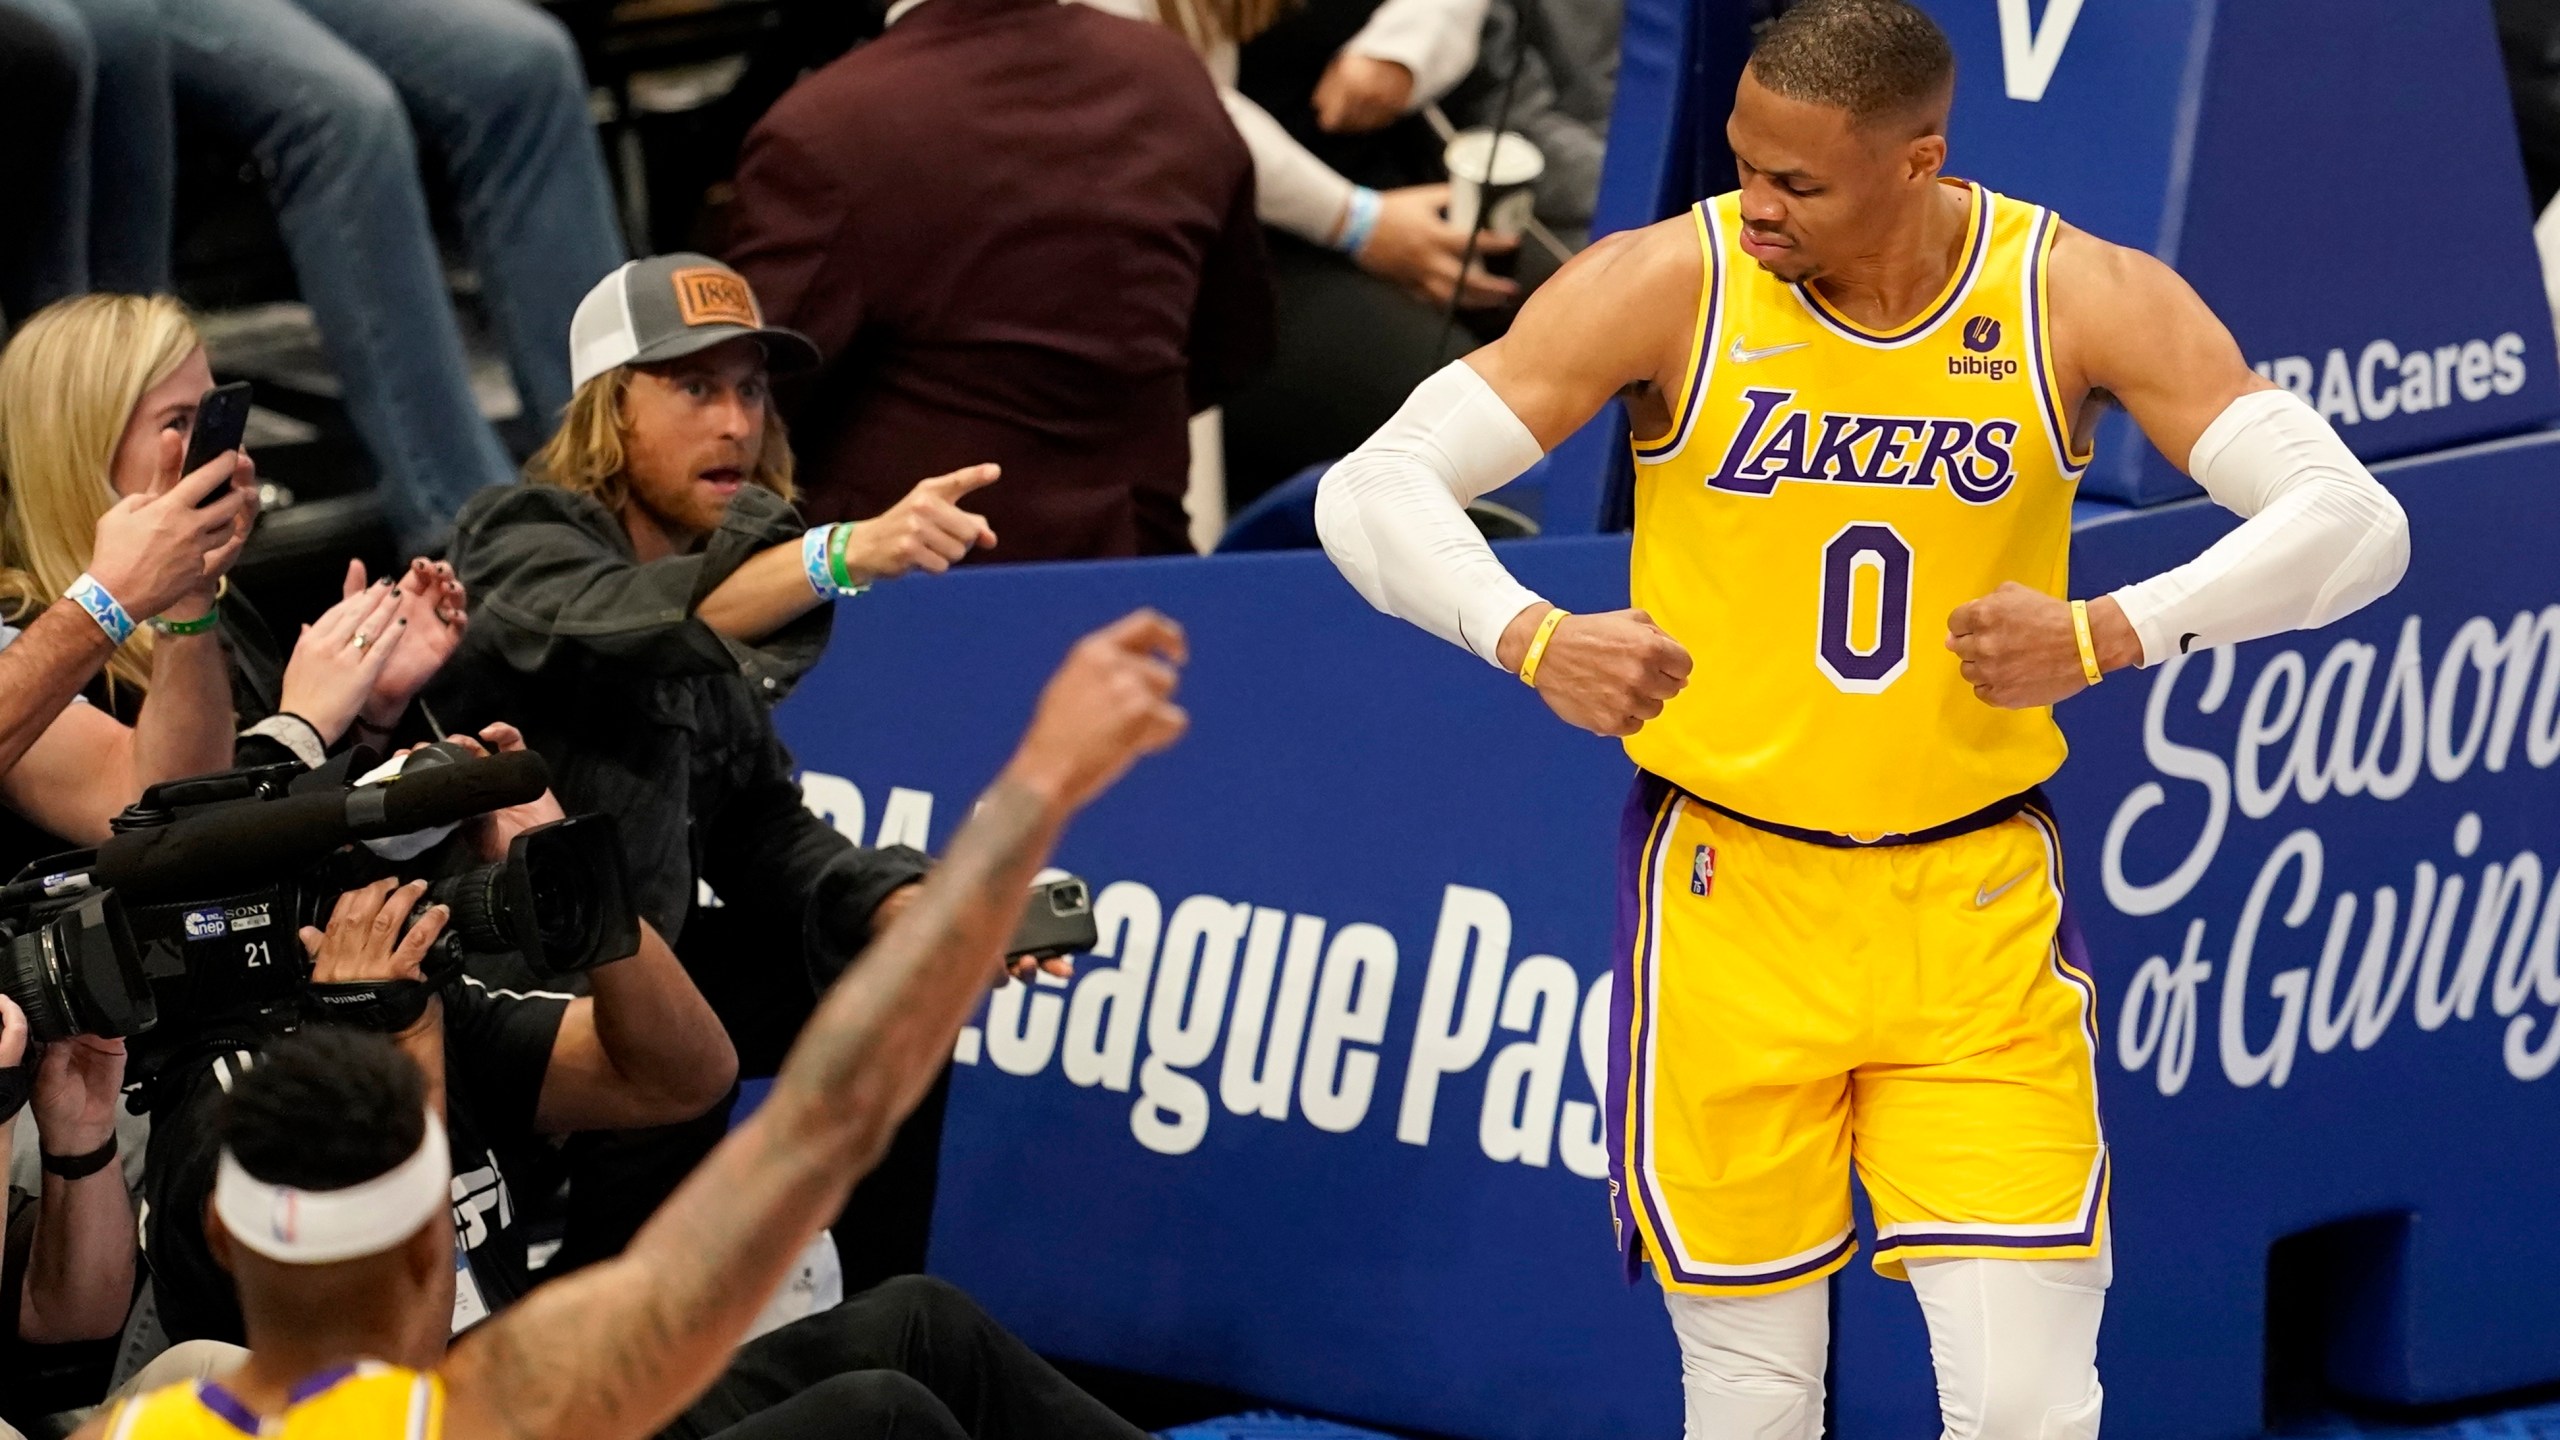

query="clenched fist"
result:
[1499,604,1692,738]
[839,464,1000,581]
[1945,582,2140,709]
[1004,609,1191,812]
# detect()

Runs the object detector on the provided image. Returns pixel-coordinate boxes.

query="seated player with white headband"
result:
[85,610,1192,1440]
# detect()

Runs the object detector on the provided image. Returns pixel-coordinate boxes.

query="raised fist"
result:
[1003,609,1191,812]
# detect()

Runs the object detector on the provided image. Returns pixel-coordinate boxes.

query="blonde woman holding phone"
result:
[0,296,470,852]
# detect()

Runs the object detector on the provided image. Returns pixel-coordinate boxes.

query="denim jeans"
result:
[156,0,625,548]
[0,0,172,314]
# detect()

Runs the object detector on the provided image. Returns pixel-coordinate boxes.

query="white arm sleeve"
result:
[1316,361,1548,667]
[1063,0,1356,244]
[2107,388,2410,666]
[1220,88,1358,243]
[1344,0,1490,107]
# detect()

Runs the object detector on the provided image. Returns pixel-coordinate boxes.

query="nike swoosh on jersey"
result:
[1727,338,1810,364]
[1975,870,2034,907]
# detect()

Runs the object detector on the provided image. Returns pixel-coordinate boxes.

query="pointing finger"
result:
[918,463,1001,499]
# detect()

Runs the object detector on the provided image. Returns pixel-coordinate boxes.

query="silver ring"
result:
[352,631,371,651]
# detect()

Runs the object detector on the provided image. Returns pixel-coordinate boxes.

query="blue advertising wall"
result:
[777,431,2560,1439]
[1547,0,2560,525]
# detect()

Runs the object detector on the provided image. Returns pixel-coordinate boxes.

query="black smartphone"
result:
[180,381,254,505]
[1007,877,1096,960]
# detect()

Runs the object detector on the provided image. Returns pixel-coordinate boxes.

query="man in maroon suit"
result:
[728,0,1273,562]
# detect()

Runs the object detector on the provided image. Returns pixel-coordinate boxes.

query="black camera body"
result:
[0,744,640,1105]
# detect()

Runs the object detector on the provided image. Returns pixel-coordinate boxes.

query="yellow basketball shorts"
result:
[1601,772,2109,1296]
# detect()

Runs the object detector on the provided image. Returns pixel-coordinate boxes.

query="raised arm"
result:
[1314,218,1697,736]
[438,611,1190,1440]
[1946,227,2409,707]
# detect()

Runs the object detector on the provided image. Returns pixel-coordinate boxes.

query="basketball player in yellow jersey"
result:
[1316,1,2408,1435]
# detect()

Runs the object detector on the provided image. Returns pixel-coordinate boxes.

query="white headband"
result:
[214,1112,450,1265]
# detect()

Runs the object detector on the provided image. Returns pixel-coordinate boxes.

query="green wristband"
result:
[150,607,222,637]
[826,523,866,595]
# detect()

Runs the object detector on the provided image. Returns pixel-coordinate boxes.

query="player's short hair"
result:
[1748,0,1956,131]
[222,1027,426,1190]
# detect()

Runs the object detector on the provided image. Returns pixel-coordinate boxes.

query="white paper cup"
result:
[1444,128,1546,240]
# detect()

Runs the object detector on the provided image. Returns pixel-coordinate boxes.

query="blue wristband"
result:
[801,526,835,599]
[65,572,135,645]
[1334,186,1383,255]
[801,525,868,600]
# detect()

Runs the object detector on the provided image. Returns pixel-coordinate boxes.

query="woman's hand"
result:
[277,565,409,745]
[298,877,449,987]
[88,430,255,621]
[1354,185,1521,309]
[1313,52,1414,133]
[357,558,468,731]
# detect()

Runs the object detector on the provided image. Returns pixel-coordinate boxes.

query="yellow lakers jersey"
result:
[1625,181,2090,837]
[102,1363,442,1440]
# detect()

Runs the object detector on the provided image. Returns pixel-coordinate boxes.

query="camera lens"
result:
[427,864,514,956]
[418,817,636,977]
[0,929,77,1042]
[0,893,151,1042]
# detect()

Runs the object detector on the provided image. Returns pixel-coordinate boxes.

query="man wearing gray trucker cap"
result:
[431,253,1020,1283]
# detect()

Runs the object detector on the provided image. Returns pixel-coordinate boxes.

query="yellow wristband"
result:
[1518,607,1570,688]
[2070,599,2103,687]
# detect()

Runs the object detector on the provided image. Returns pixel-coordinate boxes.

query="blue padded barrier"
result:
[778,433,2560,1440]
[1559,0,2560,520]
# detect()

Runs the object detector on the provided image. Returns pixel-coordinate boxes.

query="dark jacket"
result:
[725,0,1273,560]
[432,483,926,973]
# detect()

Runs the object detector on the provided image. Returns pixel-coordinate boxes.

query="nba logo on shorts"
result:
[1691,844,1715,897]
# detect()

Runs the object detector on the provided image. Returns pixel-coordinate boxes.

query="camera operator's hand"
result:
[31,1033,124,1158]
[430,723,567,861]
[837,464,1000,582]
[299,878,450,987]
[0,993,25,1071]
[1000,609,1190,814]
[87,431,254,621]
[279,577,409,746]
[355,558,469,732]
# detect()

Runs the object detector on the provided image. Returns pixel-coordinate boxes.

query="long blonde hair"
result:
[1157,0,1293,49]
[524,365,797,513]
[0,294,202,695]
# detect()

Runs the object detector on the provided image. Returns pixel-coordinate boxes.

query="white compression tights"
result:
[1665,1243,2109,1440]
